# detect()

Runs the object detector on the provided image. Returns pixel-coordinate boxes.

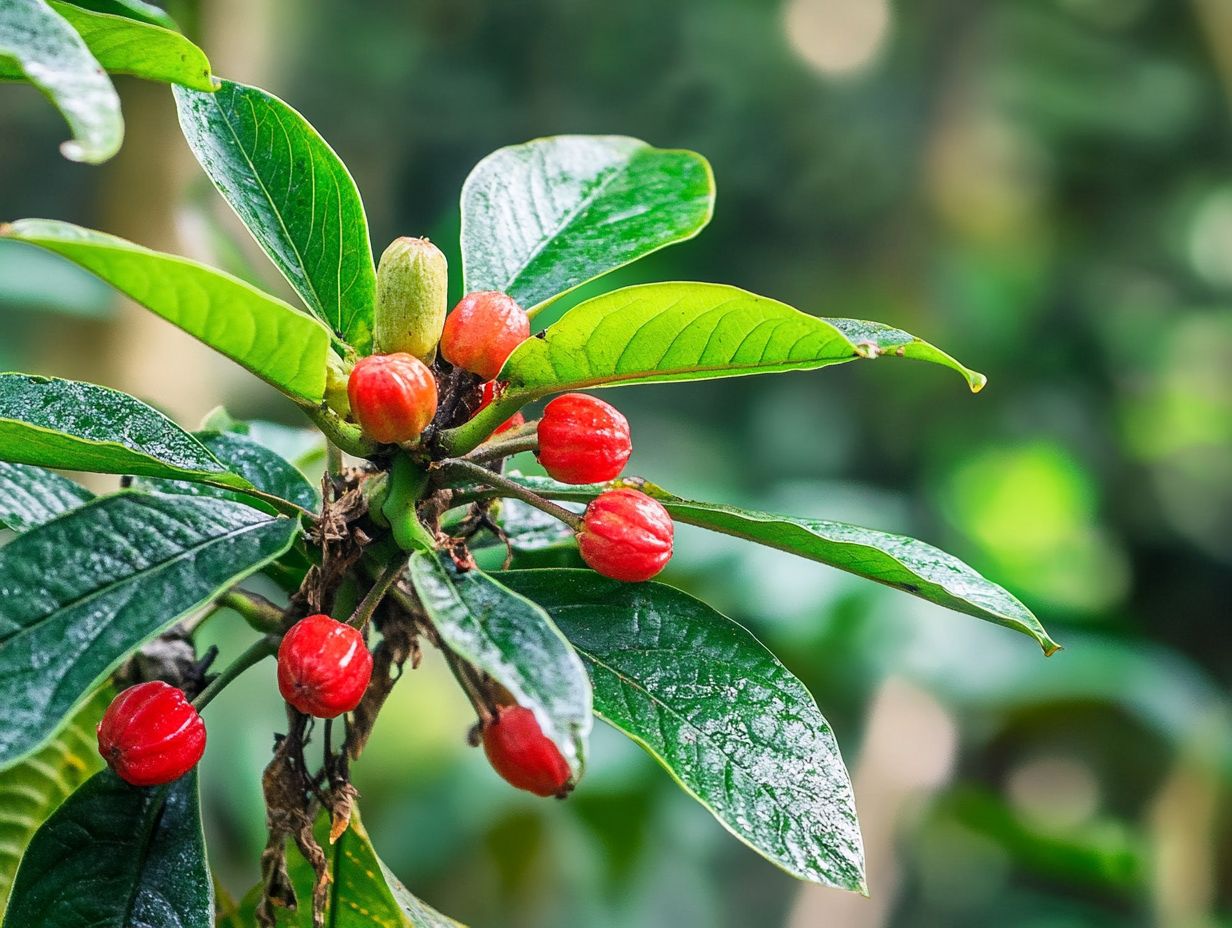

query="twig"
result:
[194,635,279,711]
[433,459,582,531]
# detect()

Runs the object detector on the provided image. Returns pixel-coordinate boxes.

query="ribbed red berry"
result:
[347,353,438,444]
[440,291,529,380]
[96,681,206,787]
[476,380,526,436]
[482,705,573,798]
[537,393,631,484]
[578,488,674,582]
[277,614,373,719]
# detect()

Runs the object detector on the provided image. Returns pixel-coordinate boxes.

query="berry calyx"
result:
[277,614,373,719]
[347,353,438,444]
[373,236,448,362]
[96,681,206,787]
[476,380,525,436]
[536,393,631,484]
[577,488,674,582]
[440,291,529,380]
[482,705,573,798]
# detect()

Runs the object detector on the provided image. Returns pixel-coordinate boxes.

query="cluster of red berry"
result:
[96,281,675,802]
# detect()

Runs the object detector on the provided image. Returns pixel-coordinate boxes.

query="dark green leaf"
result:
[461,135,714,312]
[499,282,985,397]
[54,0,177,30]
[0,461,93,532]
[251,810,462,927]
[408,553,591,775]
[505,474,1056,654]
[0,373,249,487]
[485,497,578,552]
[174,79,377,351]
[136,431,319,513]
[25,2,214,90]
[1,220,332,404]
[199,407,326,472]
[2,770,211,928]
[0,493,298,766]
[498,570,866,892]
[0,687,109,914]
[0,0,122,163]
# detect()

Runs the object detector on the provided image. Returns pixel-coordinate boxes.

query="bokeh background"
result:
[2,0,1231,925]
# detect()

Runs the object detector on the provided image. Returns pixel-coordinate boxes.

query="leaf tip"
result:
[1041,637,1063,658]
[968,370,988,393]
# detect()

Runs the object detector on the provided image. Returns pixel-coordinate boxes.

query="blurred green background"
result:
[2,0,1231,925]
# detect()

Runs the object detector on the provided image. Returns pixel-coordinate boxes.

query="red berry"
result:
[347,353,438,444]
[482,705,573,798]
[440,291,529,380]
[476,380,526,436]
[537,393,631,484]
[578,488,674,582]
[96,681,206,787]
[277,614,373,719]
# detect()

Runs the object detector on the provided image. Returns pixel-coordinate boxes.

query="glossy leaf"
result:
[1,220,332,404]
[0,461,93,533]
[499,282,985,397]
[2,770,211,928]
[55,0,178,30]
[0,687,109,914]
[6,2,215,90]
[493,497,577,552]
[175,79,377,351]
[136,431,319,514]
[408,552,592,775]
[0,0,122,163]
[0,373,249,487]
[498,570,866,891]
[252,810,462,927]
[506,474,1057,654]
[199,407,326,472]
[461,135,714,312]
[0,493,298,766]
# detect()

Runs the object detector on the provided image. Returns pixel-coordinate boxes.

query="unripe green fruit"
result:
[373,237,448,361]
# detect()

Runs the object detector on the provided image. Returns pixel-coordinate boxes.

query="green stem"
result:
[326,441,343,475]
[437,389,535,457]
[304,405,378,458]
[218,589,284,634]
[348,556,406,629]
[434,459,582,531]
[463,433,539,463]
[193,635,279,711]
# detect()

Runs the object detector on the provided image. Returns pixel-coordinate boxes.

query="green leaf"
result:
[0,492,298,766]
[0,0,122,164]
[494,497,577,551]
[498,570,866,892]
[252,810,463,927]
[22,1,215,90]
[136,430,319,514]
[1,220,332,404]
[499,282,985,397]
[825,318,987,392]
[461,135,714,313]
[0,687,110,915]
[174,79,377,352]
[2,770,211,928]
[0,461,93,532]
[55,0,178,31]
[507,474,1057,655]
[199,407,327,472]
[408,552,592,776]
[0,373,250,487]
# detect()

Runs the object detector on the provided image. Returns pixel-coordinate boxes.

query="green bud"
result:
[323,352,352,417]
[373,236,448,361]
